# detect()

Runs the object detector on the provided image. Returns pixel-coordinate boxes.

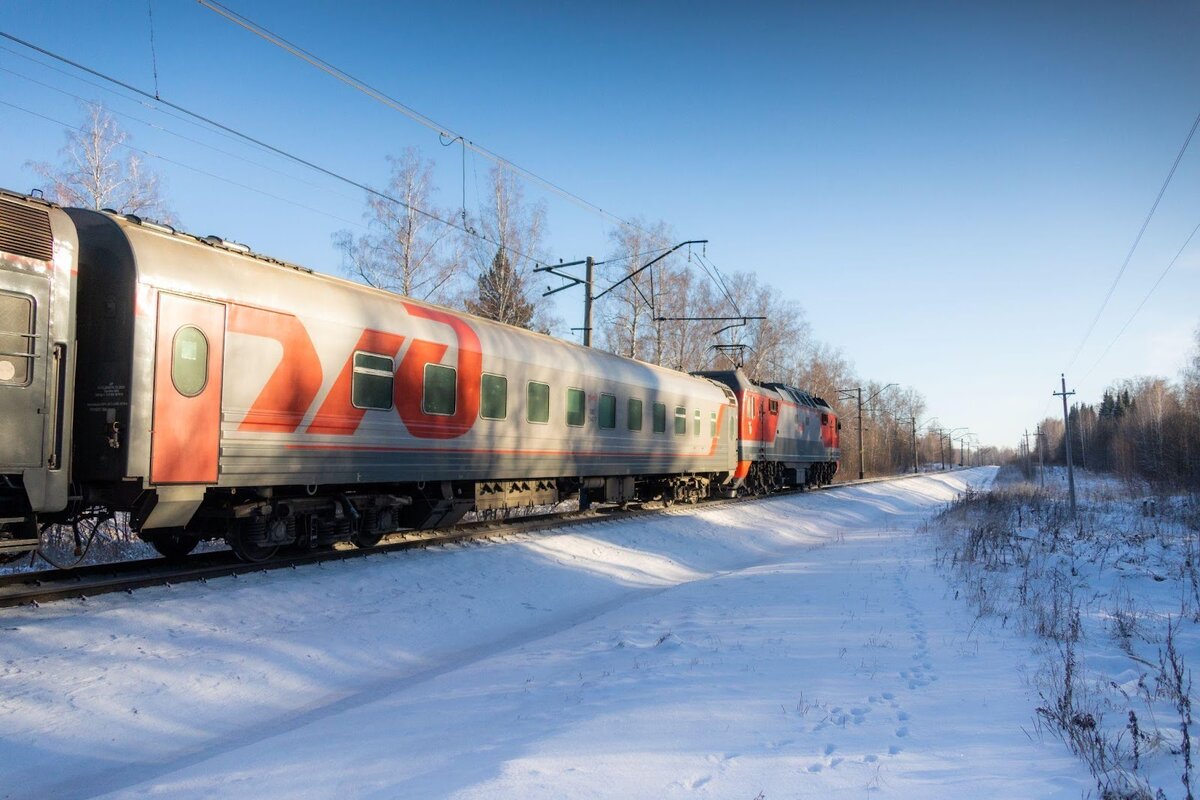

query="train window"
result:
[821,413,829,425]
[422,363,457,416]
[566,387,586,427]
[351,352,394,410]
[480,373,507,420]
[674,406,686,435]
[653,402,667,433]
[598,393,616,429]
[527,381,550,423]
[769,400,779,415]
[627,398,643,431]
[0,292,33,386]
[171,325,208,397]
[711,411,717,437]
[693,409,701,436]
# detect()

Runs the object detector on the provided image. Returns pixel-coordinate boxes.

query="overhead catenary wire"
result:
[0,30,548,267]
[197,0,657,238]
[1,99,367,230]
[0,63,365,208]
[1064,100,1200,373]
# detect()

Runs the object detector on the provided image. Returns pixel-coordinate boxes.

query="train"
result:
[0,188,840,562]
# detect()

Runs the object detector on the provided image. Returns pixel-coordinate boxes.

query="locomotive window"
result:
[422,363,457,416]
[711,411,717,437]
[821,413,829,425]
[566,387,586,427]
[653,402,667,434]
[674,406,686,436]
[352,351,394,410]
[693,409,701,436]
[769,400,779,414]
[171,325,208,397]
[0,292,33,386]
[627,398,643,431]
[480,373,507,420]
[598,393,616,429]
[527,381,550,424]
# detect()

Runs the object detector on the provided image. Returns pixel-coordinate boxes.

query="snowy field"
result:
[1,468,1099,799]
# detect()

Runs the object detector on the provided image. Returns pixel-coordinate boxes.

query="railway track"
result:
[0,469,956,609]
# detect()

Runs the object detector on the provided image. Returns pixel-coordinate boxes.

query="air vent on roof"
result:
[0,198,54,263]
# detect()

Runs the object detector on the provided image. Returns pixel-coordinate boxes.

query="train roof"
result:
[60,203,730,399]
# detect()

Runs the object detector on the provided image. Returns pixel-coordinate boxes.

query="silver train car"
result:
[1,190,741,560]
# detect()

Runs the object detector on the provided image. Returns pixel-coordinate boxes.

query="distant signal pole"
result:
[1053,374,1078,517]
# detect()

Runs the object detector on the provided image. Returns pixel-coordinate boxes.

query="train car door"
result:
[150,292,225,484]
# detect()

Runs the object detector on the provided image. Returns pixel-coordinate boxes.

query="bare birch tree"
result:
[464,166,550,330]
[599,219,674,361]
[28,102,173,221]
[333,148,459,303]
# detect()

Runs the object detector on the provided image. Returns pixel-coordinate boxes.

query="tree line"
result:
[28,103,965,481]
[1032,333,1200,489]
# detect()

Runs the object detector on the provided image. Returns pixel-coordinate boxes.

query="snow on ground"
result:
[0,468,1092,799]
[933,466,1200,797]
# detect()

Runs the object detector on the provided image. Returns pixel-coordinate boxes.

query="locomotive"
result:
[0,188,839,562]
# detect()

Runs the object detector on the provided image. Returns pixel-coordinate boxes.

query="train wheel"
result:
[227,519,280,563]
[352,531,383,548]
[148,528,198,561]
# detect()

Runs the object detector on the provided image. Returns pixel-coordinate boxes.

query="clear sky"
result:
[2,0,1199,449]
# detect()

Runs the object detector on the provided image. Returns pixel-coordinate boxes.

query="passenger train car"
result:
[2,189,789,562]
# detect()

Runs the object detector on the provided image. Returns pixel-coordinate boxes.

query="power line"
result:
[1,99,365,229]
[0,30,547,267]
[0,63,361,206]
[197,0,655,237]
[1064,100,1200,372]
[1080,213,1200,382]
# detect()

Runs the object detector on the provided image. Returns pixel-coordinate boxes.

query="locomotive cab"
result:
[0,191,78,559]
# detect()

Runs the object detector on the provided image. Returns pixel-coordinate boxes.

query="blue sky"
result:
[2,0,1199,448]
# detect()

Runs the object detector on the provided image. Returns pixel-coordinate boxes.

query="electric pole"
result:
[1036,424,1045,486]
[838,383,896,480]
[1054,374,1078,517]
[1023,429,1037,479]
[901,417,918,473]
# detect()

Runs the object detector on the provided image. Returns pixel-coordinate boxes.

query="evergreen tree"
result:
[465,247,535,328]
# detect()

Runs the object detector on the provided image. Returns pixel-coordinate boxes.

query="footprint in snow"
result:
[896,726,909,737]
[897,711,909,721]
[807,763,823,773]
[889,745,903,755]
[824,743,836,755]
[864,754,879,763]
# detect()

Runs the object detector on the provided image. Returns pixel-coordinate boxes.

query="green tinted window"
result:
[480,373,507,420]
[711,411,717,437]
[352,352,394,410]
[423,363,457,415]
[653,402,667,433]
[527,381,550,423]
[566,387,586,427]
[693,409,701,436]
[598,394,616,429]
[627,398,643,431]
[674,406,687,435]
[171,325,208,397]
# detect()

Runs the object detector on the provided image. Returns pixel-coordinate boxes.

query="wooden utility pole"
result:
[1023,429,1037,479]
[1054,374,1078,517]
[1036,424,1045,486]
[902,417,918,473]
